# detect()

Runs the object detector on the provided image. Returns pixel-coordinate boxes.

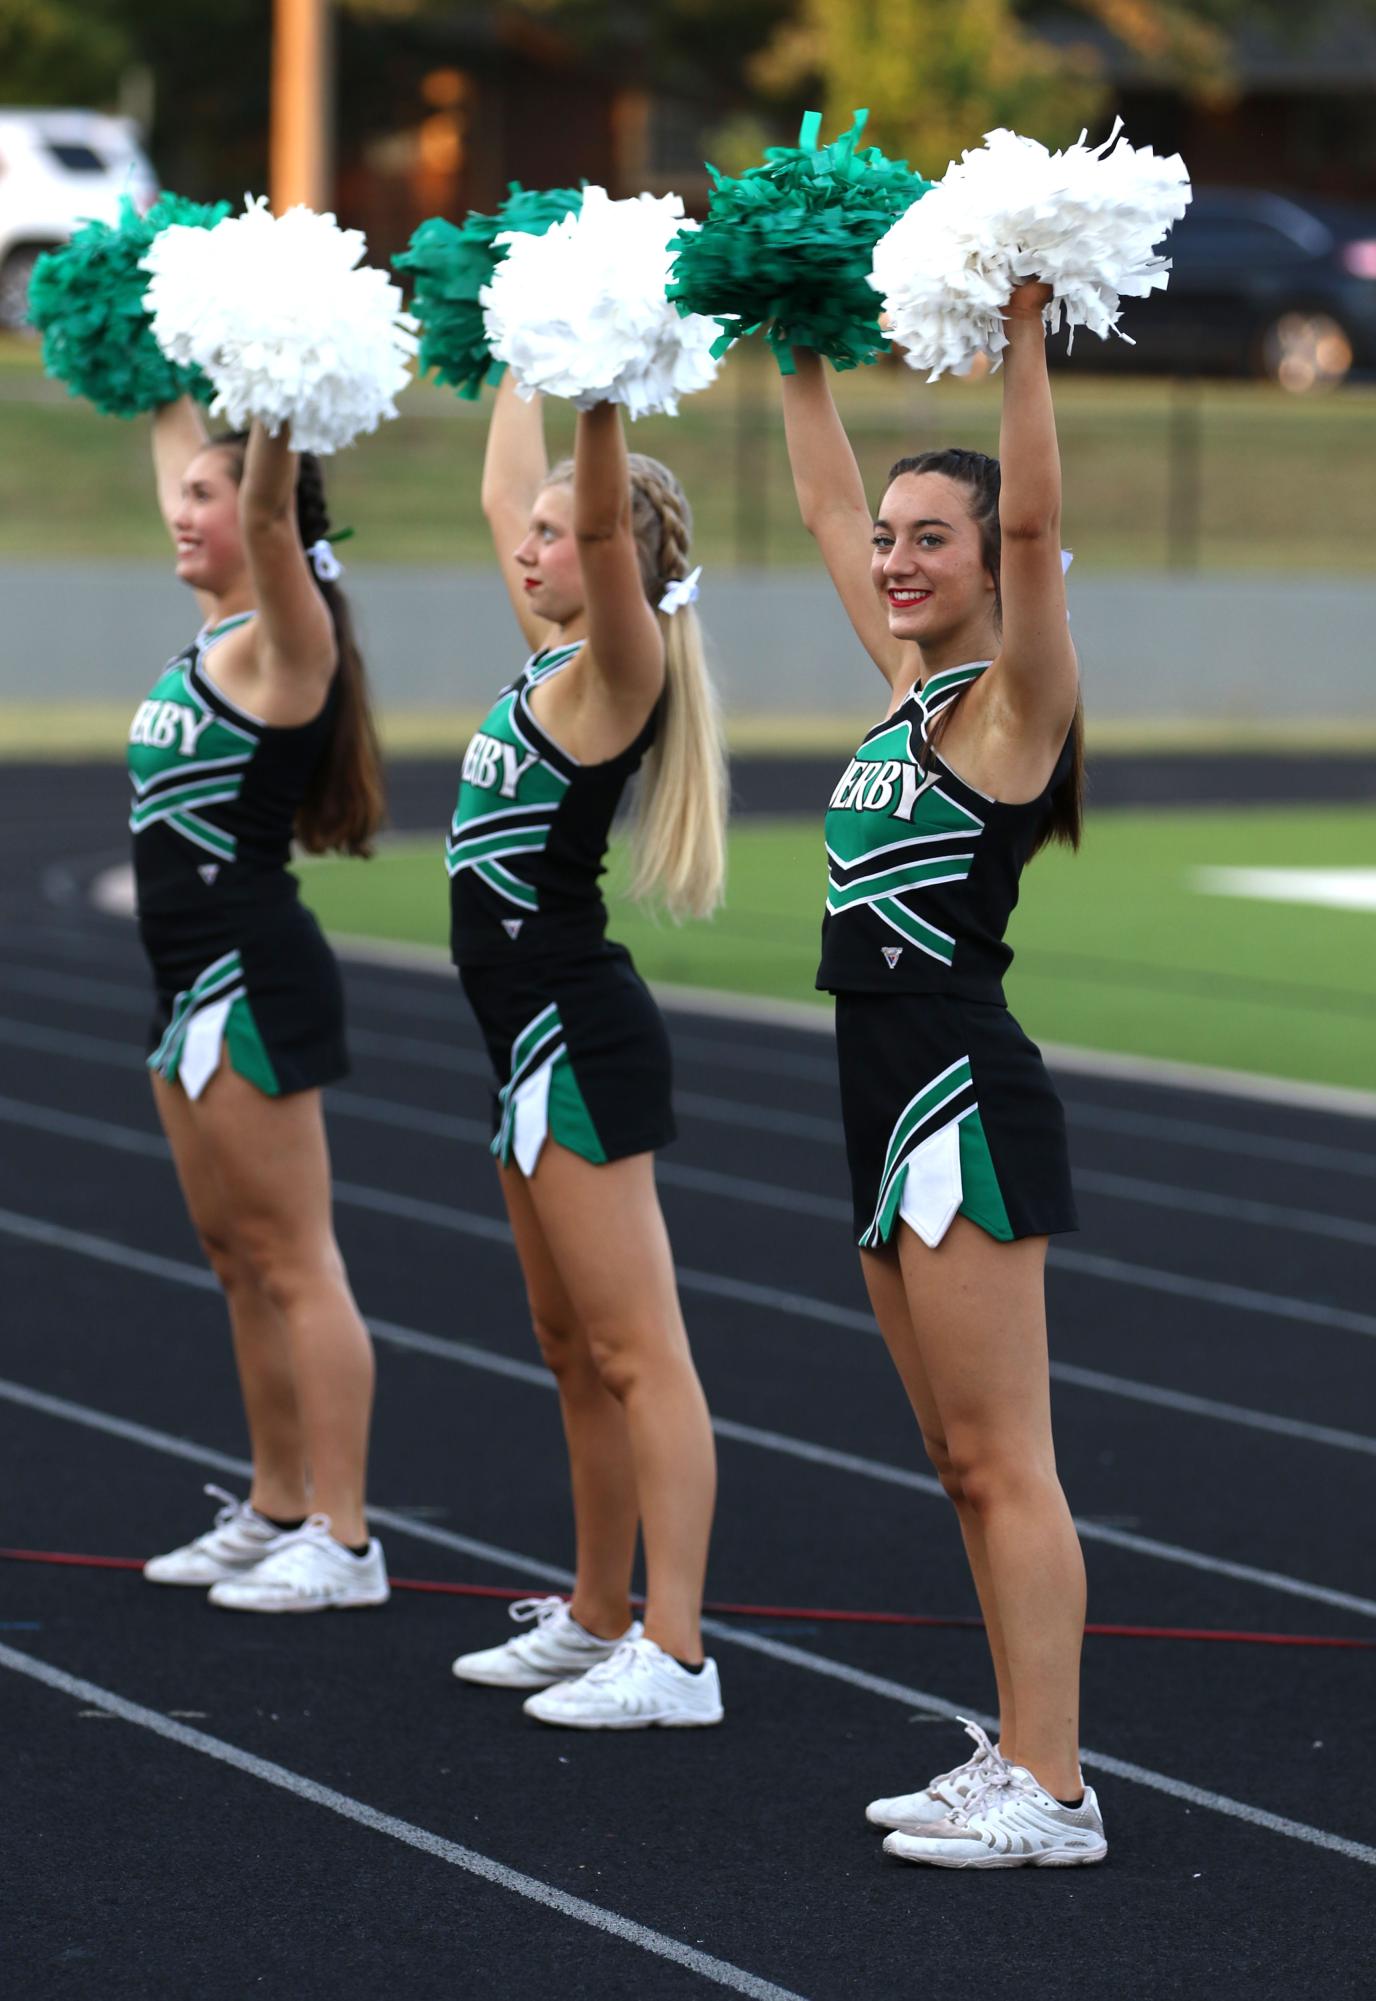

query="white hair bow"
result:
[658,565,702,616]
[308,538,344,582]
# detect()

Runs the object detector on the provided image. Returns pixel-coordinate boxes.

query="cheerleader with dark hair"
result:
[132,399,389,1614]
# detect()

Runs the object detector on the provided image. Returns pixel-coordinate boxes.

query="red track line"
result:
[3,1547,1373,1650]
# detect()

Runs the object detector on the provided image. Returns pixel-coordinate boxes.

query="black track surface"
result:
[3,763,1374,2000]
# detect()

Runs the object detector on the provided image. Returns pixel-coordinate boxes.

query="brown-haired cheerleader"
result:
[133,400,389,1614]
[781,285,1106,1865]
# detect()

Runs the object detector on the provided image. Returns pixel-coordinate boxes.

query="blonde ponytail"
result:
[628,600,727,920]
[546,449,728,920]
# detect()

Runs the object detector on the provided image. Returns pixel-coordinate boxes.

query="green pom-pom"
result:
[28,191,231,417]
[395,182,583,400]
[667,110,933,375]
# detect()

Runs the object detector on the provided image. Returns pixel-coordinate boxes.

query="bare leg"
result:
[860,1243,1015,1749]
[895,1218,1086,1799]
[152,1073,308,1521]
[172,1066,375,1548]
[499,1161,639,1640]
[521,1142,716,1663]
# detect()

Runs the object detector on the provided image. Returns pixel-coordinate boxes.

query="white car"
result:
[0,108,158,329]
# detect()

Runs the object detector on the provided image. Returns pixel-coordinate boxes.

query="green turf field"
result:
[296,805,1376,1094]
[4,333,1374,573]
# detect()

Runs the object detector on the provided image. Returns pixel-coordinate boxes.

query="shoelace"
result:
[927,1716,1000,1792]
[950,1762,1038,1827]
[508,1595,570,1629]
[202,1483,249,1534]
[577,1639,647,1687]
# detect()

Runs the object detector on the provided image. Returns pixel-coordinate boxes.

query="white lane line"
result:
[0,1644,808,2001]
[1068,1101,1376,1184]
[3,1037,1376,1339]
[2,1378,1374,1873]
[6,1093,1376,1461]
[4,1206,1375,1621]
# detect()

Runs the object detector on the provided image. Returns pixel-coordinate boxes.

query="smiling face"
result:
[170,446,248,598]
[871,471,998,651]
[513,483,585,629]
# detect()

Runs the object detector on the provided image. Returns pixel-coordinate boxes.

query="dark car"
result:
[1072,188,1376,389]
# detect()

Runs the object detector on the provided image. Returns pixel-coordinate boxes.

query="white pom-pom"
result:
[142,198,417,453]
[871,120,1191,381]
[481,186,721,418]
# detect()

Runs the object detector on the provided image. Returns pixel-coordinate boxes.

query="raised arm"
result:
[239,421,335,692]
[481,373,551,649]
[781,350,905,684]
[152,396,208,534]
[989,286,1078,742]
[573,401,663,714]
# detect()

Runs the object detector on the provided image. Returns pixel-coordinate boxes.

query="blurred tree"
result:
[0,0,131,104]
[748,0,1376,165]
[751,0,1107,168]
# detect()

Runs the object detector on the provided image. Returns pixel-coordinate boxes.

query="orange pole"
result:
[270,0,332,212]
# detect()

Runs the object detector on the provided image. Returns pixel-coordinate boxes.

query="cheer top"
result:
[127,613,335,921]
[448,643,657,967]
[818,660,1071,1002]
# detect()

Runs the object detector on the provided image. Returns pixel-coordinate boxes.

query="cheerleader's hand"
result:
[1003,281,1054,321]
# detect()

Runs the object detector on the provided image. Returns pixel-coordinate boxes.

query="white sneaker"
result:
[451,1596,641,1690]
[522,1636,724,1730]
[883,1762,1107,1868]
[207,1515,389,1613]
[143,1484,286,1587]
[866,1717,1005,1833]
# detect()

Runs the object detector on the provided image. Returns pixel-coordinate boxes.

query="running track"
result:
[3,762,1373,1999]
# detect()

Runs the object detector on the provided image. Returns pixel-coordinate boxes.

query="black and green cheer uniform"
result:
[448,642,673,1173]
[819,659,1077,1249]
[128,612,346,1099]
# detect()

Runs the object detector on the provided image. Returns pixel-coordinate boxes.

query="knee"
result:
[921,1430,967,1508]
[943,1440,1047,1521]
[233,1222,341,1315]
[197,1224,254,1300]
[583,1319,644,1403]
[529,1310,588,1382]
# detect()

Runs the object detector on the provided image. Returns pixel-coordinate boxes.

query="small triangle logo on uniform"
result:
[881,945,903,969]
[197,864,219,886]
[501,918,523,940]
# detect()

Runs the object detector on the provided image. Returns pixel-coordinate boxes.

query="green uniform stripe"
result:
[548,1057,607,1165]
[446,824,552,868]
[476,858,539,908]
[168,811,238,860]
[919,663,986,709]
[224,995,280,1097]
[130,778,243,826]
[872,896,956,964]
[870,1061,973,1222]
[828,855,975,912]
[511,1003,561,1074]
[957,1109,1013,1241]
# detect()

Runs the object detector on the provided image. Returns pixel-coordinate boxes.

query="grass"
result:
[4,332,1374,573]
[294,805,1376,1094]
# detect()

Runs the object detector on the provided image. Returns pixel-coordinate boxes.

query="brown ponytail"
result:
[214,434,386,857]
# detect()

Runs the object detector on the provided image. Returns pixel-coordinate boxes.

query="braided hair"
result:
[212,433,385,856]
[887,446,1083,856]
[544,450,726,919]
